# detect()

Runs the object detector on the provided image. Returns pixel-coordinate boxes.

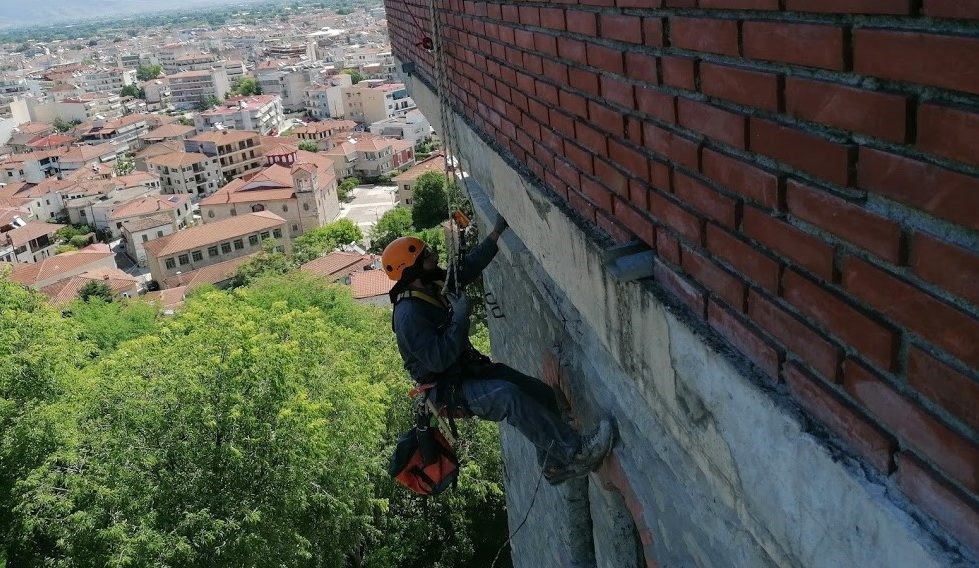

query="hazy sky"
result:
[0,0,256,29]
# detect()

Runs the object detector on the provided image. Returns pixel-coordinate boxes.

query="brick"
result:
[701,149,779,208]
[674,173,737,228]
[501,4,519,23]
[843,256,979,368]
[699,63,779,111]
[784,363,894,471]
[586,43,624,74]
[677,99,747,149]
[682,246,745,308]
[924,0,979,19]
[785,77,908,143]
[557,37,588,64]
[629,179,649,210]
[644,17,664,46]
[782,269,896,368]
[569,68,599,95]
[700,0,778,7]
[626,52,659,84]
[615,198,656,247]
[911,232,979,307]
[597,212,633,244]
[595,159,629,197]
[609,139,648,181]
[858,148,979,231]
[743,21,845,71]
[581,176,615,212]
[560,89,588,118]
[786,181,901,263]
[670,17,739,56]
[565,140,595,175]
[542,58,568,83]
[895,453,979,554]
[708,299,781,379]
[661,56,696,90]
[658,228,681,264]
[644,124,699,170]
[908,347,979,432]
[636,88,676,123]
[576,121,609,156]
[785,0,911,13]
[655,259,706,316]
[514,29,536,49]
[590,101,625,137]
[707,224,779,291]
[750,118,852,187]
[750,292,841,380]
[650,160,671,190]
[518,6,539,26]
[569,188,597,223]
[855,30,979,96]
[601,75,636,109]
[534,32,558,56]
[601,14,643,44]
[566,10,598,36]
[917,103,979,169]
[539,7,566,30]
[743,207,835,280]
[649,192,703,243]
[555,158,581,188]
[844,360,979,493]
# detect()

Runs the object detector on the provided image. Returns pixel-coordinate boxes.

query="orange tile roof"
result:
[39,267,139,306]
[161,254,254,290]
[121,213,173,232]
[394,152,446,183]
[144,286,187,310]
[349,269,394,299]
[7,248,114,286]
[136,140,185,160]
[144,211,284,257]
[3,221,63,247]
[60,142,118,163]
[109,194,186,220]
[300,251,372,279]
[143,123,195,140]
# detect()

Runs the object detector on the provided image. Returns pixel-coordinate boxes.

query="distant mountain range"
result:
[0,0,267,30]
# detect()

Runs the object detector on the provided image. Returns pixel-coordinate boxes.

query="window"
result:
[208,246,218,257]
[178,254,189,265]
[157,230,164,237]
[208,210,214,218]
[165,258,176,269]
[80,210,86,217]
[233,239,243,250]
[275,245,285,253]
[141,234,148,243]
[260,231,270,240]
[272,228,282,238]
[303,203,310,211]
[282,204,288,212]
[230,209,237,216]
[249,235,259,246]
[221,242,232,254]
[192,250,203,262]
[292,224,299,232]
[251,203,265,212]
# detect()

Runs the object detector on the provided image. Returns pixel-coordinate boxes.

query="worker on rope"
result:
[382,215,615,485]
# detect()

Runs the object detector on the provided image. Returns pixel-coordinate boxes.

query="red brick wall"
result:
[384,0,979,553]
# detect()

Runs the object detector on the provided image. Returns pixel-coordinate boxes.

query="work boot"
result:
[542,418,616,485]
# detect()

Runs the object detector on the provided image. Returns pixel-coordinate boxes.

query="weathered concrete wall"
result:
[404,70,974,567]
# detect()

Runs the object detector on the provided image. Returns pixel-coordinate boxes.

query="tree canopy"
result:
[120,84,145,99]
[292,219,364,265]
[411,171,451,230]
[341,68,364,84]
[369,207,414,254]
[297,140,318,152]
[136,64,162,81]
[77,280,113,303]
[229,76,262,97]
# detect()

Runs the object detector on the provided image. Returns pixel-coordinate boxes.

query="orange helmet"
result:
[382,236,427,281]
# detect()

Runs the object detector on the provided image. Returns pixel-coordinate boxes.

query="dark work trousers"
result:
[433,362,581,467]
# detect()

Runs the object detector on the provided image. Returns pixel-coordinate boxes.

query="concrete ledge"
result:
[399,64,968,567]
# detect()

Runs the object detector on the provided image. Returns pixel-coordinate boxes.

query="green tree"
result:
[411,171,451,230]
[338,176,359,202]
[113,156,135,176]
[341,68,364,84]
[136,64,162,81]
[68,235,91,248]
[55,224,93,243]
[53,244,77,254]
[51,117,73,133]
[66,297,158,352]
[292,218,364,265]
[369,207,414,254]
[77,280,113,303]
[195,95,220,111]
[229,76,262,96]
[119,84,145,99]
[232,240,291,286]
[297,140,318,152]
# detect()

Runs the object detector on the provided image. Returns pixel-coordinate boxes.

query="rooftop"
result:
[39,267,139,306]
[160,254,254,290]
[144,211,285,257]
[109,194,187,220]
[188,130,261,145]
[300,251,373,279]
[349,269,394,299]
[394,152,446,183]
[7,245,114,286]
[3,221,63,248]
[145,151,211,169]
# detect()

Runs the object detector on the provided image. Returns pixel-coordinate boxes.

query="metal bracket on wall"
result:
[401,61,416,76]
[602,242,656,282]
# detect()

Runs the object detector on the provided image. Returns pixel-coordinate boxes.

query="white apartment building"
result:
[76,67,136,93]
[167,68,231,110]
[194,94,284,135]
[184,130,264,182]
[341,81,415,125]
[173,53,218,72]
[145,152,223,197]
[256,67,310,112]
[305,73,352,120]
[369,109,432,143]
[11,92,123,123]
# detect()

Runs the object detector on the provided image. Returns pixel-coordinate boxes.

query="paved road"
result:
[338,185,398,245]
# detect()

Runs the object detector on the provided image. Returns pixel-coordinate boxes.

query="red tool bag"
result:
[389,422,459,496]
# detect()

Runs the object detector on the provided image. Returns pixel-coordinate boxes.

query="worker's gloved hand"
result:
[447,291,471,320]
[492,214,508,235]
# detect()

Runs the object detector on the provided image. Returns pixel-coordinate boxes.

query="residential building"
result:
[184,130,264,182]
[75,114,152,153]
[300,251,374,279]
[291,119,357,150]
[390,139,416,172]
[1,219,62,263]
[76,67,137,93]
[66,175,168,234]
[141,123,196,145]
[256,67,310,112]
[121,213,178,266]
[7,243,115,287]
[145,151,222,197]
[369,109,432,143]
[199,143,339,238]
[11,92,123,123]
[393,153,446,206]
[305,73,352,119]
[157,43,193,73]
[0,150,61,183]
[57,142,122,176]
[159,254,252,290]
[142,79,172,111]
[173,53,218,73]
[26,133,77,152]
[341,81,414,124]
[7,122,55,152]
[346,269,394,305]
[194,94,285,135]
[108,192,189,236]
[322,138,357,180]
[223,60,247,84]
[167,68,231,110]
[144,211,289,285]
[133,140,185,172]
[40,267,140,306]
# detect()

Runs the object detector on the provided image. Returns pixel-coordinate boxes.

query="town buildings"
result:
[194,94,285,135]
[305,73,352,119]
[341,81,414,124]
[145,151,223,197]
[393,153,445,206]
[167,68,232,110]
[184,130,264,183]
